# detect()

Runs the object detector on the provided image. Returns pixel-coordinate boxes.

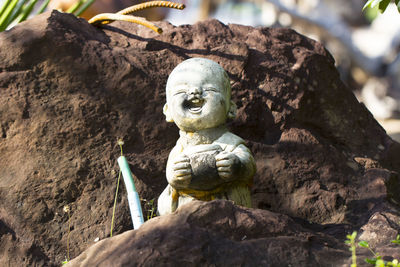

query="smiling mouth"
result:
[184,97,204,113]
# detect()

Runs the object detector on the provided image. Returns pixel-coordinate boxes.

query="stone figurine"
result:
[157,58,256,215]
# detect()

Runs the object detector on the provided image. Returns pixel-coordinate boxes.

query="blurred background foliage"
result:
[1,0,400,140]
[0,0,94,31]
[363,0,400,13]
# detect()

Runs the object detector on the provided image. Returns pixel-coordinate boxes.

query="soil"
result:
[0,10,399,266]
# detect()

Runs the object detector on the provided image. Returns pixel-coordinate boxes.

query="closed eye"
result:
[204,87,218,92]
[173,89,187,95]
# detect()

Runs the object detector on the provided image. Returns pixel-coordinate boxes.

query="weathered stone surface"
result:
[0,10,399,266]
[66,200,349,266]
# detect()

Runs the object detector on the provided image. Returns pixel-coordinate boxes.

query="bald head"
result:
[163,58,236,131]
[166,58,231,103]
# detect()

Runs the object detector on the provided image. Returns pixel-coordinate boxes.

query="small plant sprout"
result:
[358,240,382,265]
[392,235,400,245]
[375,259,400,267]
[117,138,124,155]
[110,139,124,237]
[110,168,121,237]
[345,231,358,267]
[63,205,71,264]
[62,257,69,265]
[353,234,400,266]
[142,198,157,221]
[88,1,185,34]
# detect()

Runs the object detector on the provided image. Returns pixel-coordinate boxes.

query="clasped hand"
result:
[170,151,240,188]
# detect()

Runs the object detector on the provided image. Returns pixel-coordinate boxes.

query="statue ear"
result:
[228,100,237,119]
[163,103,174,122]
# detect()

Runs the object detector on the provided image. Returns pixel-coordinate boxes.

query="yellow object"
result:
[89,13,162,33]
[173,180,252,202]
[88,1,185,34]
[117,1,185,16]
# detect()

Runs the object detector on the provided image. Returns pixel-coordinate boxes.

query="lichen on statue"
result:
[157,58,256,215]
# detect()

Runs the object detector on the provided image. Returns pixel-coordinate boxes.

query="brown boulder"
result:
[0,10,399,266]
[67,200,348,266]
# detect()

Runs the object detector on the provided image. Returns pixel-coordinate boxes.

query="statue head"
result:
[164,58,237,132]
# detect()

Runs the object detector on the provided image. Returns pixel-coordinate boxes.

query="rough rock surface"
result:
[0,10,399,266]
[68,200,350,266]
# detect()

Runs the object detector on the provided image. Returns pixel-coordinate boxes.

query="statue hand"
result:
[215,152,240,181]
[170,155,192,189]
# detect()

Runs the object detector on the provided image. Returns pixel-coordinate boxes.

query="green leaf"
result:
[5,0,29,27]
[359,241,370,248]
[378,0,391,12]
[391,239,400,244]
[16,0,39,23]
[0,0,12,18]
[36,0,49,14]
[351,231,357,238]
[66,0,83,14]
[376,259,386,267]
[363,0,381,10]
[365,259,376,265]
[0,0,20,31]
[73,0,95,16]
[371,0,384,8]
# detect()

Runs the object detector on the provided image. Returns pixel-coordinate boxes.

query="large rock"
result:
[67,200,349,266]
[0,10,399,266]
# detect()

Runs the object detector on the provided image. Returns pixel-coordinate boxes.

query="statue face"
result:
[165,58,231,132]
